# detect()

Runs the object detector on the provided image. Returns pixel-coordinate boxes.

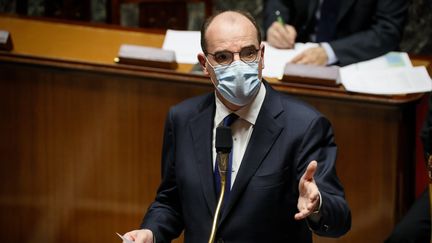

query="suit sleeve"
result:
[140,108,184,243]
[295,115,351,237]
[330,0,408,66]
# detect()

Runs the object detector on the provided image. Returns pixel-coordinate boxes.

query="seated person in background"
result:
[385,94,432,243]
[263,0,408,66]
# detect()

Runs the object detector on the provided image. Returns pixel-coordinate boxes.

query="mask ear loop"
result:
[205,56,215,68]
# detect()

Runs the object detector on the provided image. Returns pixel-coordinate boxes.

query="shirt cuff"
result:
[320,42,338,65]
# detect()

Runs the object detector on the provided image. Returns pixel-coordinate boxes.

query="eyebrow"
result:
[213,45,258,53]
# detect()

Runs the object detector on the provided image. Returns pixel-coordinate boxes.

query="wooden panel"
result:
[0,60,209,243]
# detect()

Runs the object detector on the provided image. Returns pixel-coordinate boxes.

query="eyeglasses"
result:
[207,46,260,66]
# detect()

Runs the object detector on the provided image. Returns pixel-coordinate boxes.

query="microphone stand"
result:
[208,152,229,243]
[208,126,232,243]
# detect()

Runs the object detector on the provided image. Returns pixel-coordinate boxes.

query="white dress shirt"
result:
[212,82,266,189]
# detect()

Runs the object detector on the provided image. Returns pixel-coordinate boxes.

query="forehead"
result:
[205,13,259,52]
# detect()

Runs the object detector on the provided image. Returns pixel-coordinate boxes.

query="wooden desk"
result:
[0,15,426,243]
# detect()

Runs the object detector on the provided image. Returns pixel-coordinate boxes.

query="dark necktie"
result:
[214,113,239,205]
[316,0,340,42]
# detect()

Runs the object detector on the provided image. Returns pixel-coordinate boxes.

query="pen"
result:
[275,10,285,25]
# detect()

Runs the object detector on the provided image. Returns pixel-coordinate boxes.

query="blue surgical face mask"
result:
[209,60,261,106]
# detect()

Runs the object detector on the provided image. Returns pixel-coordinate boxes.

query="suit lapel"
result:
[219,83,284,225]
[189,94,217,217]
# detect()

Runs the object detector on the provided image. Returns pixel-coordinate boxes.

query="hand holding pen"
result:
[266,10,297,49]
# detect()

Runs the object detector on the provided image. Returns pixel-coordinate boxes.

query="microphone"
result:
[208,126,233,243]
[215,126,233,177]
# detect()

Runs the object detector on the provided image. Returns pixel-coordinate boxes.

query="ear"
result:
[260,43,265,70]
[197,53,210,76]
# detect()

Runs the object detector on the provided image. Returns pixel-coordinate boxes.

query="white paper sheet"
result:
[340,66,432,95]
[162,29,201,64]
[340,52,412,73]
[339,52,432,95]
[263,42,318,79]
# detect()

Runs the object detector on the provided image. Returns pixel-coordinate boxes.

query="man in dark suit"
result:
[123,10,351,243]
[264,0,408,66]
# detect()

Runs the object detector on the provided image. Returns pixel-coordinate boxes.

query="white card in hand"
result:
[116,232,134,243]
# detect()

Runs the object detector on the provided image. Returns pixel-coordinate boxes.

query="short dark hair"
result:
[200,10,262,54]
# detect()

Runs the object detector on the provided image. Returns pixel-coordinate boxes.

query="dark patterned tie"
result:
[214,113,239,205]
[316,0,340,42]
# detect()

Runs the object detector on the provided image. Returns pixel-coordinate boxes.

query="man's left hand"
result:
[291,47,328,66]
[295,160,320,220]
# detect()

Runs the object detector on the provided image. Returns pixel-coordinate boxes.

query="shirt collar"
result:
[215,82,266,126]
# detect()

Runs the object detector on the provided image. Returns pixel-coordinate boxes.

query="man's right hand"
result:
[266,21,297,49]
[123,229,154,243]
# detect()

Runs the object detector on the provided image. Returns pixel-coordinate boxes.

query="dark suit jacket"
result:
[141,81,351,242]
[264,0,408,66]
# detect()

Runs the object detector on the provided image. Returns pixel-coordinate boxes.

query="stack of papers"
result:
[339,52,432,95]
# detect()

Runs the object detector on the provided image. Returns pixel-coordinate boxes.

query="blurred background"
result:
[0,0,430,53]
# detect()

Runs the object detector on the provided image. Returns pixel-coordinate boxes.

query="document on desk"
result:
[263,42,318,79]
[341,52,413,72]
[162,29,201,64]
[339,52,432,95]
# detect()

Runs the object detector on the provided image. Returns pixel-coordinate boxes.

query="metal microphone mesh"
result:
[216,126,232,153]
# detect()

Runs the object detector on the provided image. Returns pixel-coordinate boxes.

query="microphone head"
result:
[216,126,232,153]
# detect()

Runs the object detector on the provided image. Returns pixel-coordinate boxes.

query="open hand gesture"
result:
[295,160,320,220]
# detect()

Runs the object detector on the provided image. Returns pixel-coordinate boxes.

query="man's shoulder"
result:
[267,85,322,119]
[169,92,214,116]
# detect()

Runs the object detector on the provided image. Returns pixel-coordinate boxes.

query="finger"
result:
[275,25,292,46]
[291,53,305,64]
[285,25,297,47]
[295,198,319,220]
[294,209,309,220]
[308,191,319,203]
[267,25,285,48]
[307,195,319,211]
[124,231,137,241]
[268,22,294,49]
[303,160,317,181]
[135,233,151,243]
[270,29,286,48]
[128,229,153,243]
[300,193,318,210]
